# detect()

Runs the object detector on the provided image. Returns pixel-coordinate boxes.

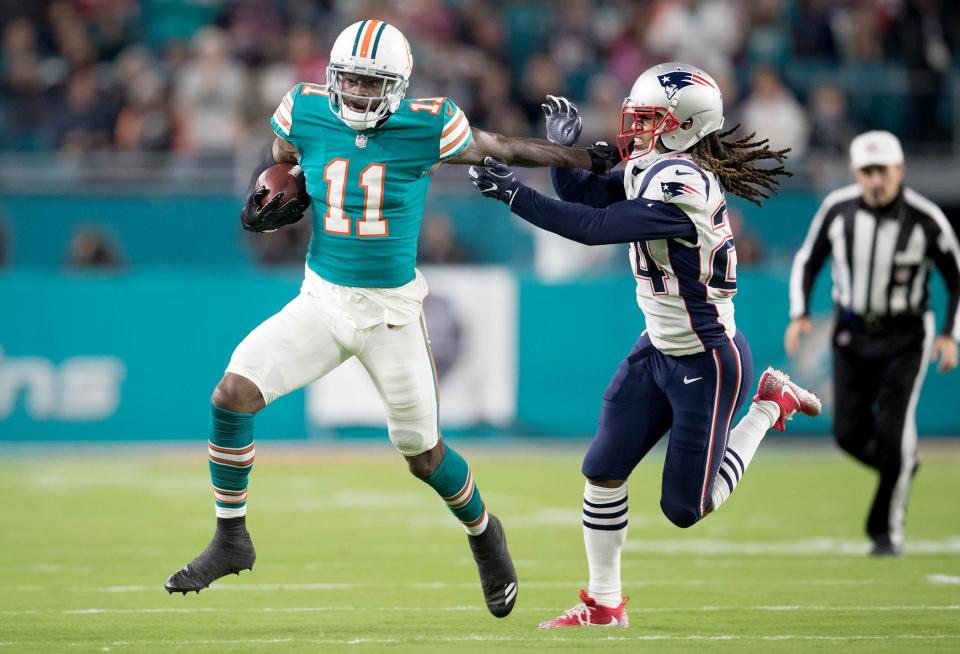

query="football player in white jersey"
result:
[469,62,823,629]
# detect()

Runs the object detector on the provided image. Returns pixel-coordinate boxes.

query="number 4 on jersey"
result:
[322,159,387,237]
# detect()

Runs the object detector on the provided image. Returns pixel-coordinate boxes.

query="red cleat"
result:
[753,367,822,431]
[538,589,629,629]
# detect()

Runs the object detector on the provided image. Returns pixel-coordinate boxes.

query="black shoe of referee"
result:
[165,517,256,594]
[468,513,518,617]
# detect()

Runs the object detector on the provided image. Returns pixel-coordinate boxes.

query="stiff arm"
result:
[446,127,592,169]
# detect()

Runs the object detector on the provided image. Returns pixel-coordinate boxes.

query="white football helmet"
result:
[617,62,724,165]
[327,20,413,130]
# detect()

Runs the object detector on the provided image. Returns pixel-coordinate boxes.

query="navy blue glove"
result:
[541,95,582,146]
[467,157,522,205]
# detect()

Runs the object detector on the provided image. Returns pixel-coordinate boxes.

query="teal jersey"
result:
[270,83,472,288]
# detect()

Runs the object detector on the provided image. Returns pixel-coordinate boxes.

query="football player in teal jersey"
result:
[164,19,617,617]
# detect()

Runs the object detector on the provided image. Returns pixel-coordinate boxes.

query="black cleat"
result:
[467,513,518,618]
[165,517,256,594]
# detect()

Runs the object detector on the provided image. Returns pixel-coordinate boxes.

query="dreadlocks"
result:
[691,125,793,206]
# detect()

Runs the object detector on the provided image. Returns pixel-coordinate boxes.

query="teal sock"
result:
[208,404,255,518]
[424,446,488,535]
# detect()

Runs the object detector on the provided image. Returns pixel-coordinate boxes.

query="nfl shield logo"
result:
[355,133,368,149]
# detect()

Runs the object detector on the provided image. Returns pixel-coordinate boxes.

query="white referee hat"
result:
[849,130,904,170]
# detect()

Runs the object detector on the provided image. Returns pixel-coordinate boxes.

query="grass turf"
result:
[1,440,958,652]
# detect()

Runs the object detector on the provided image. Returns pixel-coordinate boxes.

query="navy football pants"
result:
[582,332,754,527]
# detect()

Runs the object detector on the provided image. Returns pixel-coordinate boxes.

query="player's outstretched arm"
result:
[467,157,695,246]
[446,127,614,174]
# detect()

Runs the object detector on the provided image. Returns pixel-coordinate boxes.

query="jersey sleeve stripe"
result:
[271,113,291,137]
[441,109,465,138]
[440,118,470,152]
[440,125,472,158]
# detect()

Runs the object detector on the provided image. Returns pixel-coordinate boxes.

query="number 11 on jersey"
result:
[322,159,387,237]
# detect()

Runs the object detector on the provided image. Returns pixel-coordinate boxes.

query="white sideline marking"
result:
[928,574,960,585]
[624,537,960,555]
[0,634,956,647]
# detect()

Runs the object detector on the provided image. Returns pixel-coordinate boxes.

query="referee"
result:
[785,130,960,556]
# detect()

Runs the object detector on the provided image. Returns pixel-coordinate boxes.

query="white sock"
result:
[710,400,779,512]
[582,481,627,608]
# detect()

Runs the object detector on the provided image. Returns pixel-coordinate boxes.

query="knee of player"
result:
[405,445,443,480]
[660,498,699,529]
[211,374,264,414]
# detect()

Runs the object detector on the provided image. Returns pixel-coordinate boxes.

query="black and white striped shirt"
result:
[789,184,960,340]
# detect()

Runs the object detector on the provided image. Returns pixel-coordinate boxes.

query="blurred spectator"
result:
[257,24,329,116]
[579,73,623,145]
[805,83,858,186]
[516,54,566,130]
[419,212,469,264]
[791,0,840,61]
[66,227,124,270]
[173,27,248,153]
[742,0,790,68]
[50,67,117,152]
[645,0,744,80]
[806,83,857,157]
[113,46,175,151]
[605,6,653,89]
[885,0,957,145]
[1,18,49,150]
[843,2,886,64]
[740,65,809,161]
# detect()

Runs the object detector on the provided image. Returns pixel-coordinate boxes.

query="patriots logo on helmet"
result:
[657,71,717,100]
[661,180,702,201]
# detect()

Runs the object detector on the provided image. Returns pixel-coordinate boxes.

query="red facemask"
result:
[616,105,679,161]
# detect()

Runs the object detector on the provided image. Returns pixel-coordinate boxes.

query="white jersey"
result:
[624,154,737,356]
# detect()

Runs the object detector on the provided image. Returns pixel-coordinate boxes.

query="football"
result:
[256,163,306,207]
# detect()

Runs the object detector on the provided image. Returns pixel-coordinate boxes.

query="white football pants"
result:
[225,291,440,455]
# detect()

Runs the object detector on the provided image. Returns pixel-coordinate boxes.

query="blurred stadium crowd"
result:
[2,0,959,161]
[1,0,959,270]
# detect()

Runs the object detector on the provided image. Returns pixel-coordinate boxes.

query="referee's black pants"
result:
[831,311,932,550]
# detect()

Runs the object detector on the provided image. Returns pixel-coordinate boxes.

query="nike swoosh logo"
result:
[683,376,702,384]
[675,170,693,176]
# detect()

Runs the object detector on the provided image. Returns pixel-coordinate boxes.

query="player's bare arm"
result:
[446,127,595,170]
[272,136,299,164]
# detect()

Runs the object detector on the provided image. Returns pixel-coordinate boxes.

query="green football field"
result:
[2,440,958,653]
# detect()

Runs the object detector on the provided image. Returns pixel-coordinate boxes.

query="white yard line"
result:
[0,634,956,648]
[66,577,907,594]
[0,604,949,617]
[927,574,960,585]
[624,537,960,555]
